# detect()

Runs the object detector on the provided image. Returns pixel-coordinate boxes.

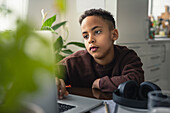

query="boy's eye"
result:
[95,30,102,34]
[83,35,89,39]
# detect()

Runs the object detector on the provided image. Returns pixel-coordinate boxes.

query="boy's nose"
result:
[88,35,95,43]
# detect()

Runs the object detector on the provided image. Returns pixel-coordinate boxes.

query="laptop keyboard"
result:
[58,103,76,112]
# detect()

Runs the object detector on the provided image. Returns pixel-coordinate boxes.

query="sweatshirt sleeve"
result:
[99,50,144,92]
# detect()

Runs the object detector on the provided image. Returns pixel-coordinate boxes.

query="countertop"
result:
[148,37,170,42]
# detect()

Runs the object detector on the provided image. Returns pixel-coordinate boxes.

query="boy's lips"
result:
[90,46,99,52]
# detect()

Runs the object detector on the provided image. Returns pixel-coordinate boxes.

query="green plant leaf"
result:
[62,45,67,48]
[61,49,73,54]
[41,15,56,30]
[41,26,53,30]
[40,26,58,35]
[52,21,67,31]
[56,54,65,63]
[54,36,63,52]
[66,42,85,48]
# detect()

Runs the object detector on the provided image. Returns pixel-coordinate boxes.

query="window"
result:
[0,0,28,31]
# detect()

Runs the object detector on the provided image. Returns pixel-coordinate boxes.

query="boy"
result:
[56,8,144,99]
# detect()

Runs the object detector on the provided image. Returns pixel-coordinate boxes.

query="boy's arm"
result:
[93,52,144,92]
[92,78,100,89]
[56,77,69,99]
[56,59,70,99]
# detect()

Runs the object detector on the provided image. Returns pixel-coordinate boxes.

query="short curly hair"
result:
[79,8,116,29]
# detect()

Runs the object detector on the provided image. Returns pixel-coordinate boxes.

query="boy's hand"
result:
[92,78,101,89]
[56,77,69,99]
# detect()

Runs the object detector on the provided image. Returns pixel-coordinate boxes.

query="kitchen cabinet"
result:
[118,41,170,90]
[166,42,170,90]
[145,43,162,83]
[146,41,170,90]
[159,42,170,90]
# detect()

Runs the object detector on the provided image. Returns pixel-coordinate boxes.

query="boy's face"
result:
[81,16,118,64]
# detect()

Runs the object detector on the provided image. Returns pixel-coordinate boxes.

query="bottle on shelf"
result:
[148,16,155,39]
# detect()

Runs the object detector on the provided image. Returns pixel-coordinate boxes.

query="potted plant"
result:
[0,1,85,112]
[40,10,85,63]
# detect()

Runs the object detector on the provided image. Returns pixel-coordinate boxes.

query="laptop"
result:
[22,31,103,113]
[58,94,103,113]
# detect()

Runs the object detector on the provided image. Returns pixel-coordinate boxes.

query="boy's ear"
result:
[112,29,119,41]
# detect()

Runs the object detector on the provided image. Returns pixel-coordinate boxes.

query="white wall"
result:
[64,0,108,51]
[27,0,56,29]
[64,0,83,42]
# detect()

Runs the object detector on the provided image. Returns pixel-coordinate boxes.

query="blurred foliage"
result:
[54,0,67,13]
[41,13,85,63]
[0,20,55,112]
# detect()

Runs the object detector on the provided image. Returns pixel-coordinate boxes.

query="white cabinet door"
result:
[166,43,170,81]
[160,42,170,90]
[117,43,148,56]
[166,42,170,90]
[116,0,148,43]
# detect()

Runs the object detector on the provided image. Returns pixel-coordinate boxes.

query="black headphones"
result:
[113,80,161,109]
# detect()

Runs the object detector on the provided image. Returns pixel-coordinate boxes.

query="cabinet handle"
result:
[162,44,166,63]
[128,46,140,49]
[150,67,160,72]
[150,44,160,47]
[150,56,160,60]
[152,78,159,83]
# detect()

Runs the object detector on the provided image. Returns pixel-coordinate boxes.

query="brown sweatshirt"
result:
[59,45,144,92]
